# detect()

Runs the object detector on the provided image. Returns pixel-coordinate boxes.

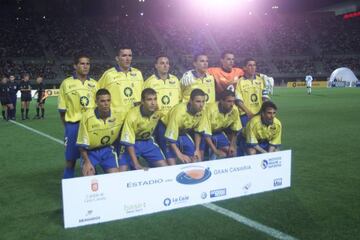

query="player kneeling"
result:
[244,101,282,155]
[119,88,168,170]
[77,89,125,176]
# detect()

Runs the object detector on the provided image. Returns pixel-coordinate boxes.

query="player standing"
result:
[34,76,47,119]
[180,54,215,104]
[19,73,32,120]
[207,51,244,96]
[305,74,313,95]
[58,53,98,178]
[98,47,144,114]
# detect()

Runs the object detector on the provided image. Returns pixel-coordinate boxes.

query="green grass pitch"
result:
[1,87,359,239]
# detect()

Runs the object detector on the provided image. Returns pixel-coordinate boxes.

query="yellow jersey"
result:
[200,102,242,135]
[143,74,181,118]
[235,74,268,115]
[245,115,282,146]
[58,75,98,122]
[181,70,215,104]
[120,105,161,145]
[162,102,208,142]
[76,108,125,150]
[98,65,143,113]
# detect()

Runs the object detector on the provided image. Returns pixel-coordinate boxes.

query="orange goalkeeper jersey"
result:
[208,67,244,97]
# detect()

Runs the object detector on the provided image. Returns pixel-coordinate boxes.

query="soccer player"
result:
[0,76,14,121]
[207,51,244,96]
[305,74,313,95]
[77,89,125,176]
[244,101,282,155]
[58,53,98,179]
[235,58,269,127]
[98,47,143,114]
[8,75,18,119]
[19,73,32,120]
[34,76,47,119]
[200,90,242,159]
[180,54,215,104]
[119,88,167,170]
[143,55,181,154]
[162,89,208,165]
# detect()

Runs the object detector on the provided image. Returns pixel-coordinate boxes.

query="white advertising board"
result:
[62,150,291,228]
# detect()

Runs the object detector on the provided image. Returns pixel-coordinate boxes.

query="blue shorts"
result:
[81,146,118,171]
[154,121,167,154]
[166,134,195,159]
[119,138,165,167]
[207,132,230,149]
[246,141,270,152]
[64,122,80,161]
[240,114,249,128]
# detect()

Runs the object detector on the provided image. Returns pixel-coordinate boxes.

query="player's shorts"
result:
[21,94,32,102]
[0,97,11,106]
[208,132,230,149]
[64,122,80,161]
[165,134,195,159]
[246,141,270,152]
[37,97,46,104]
[118,138,165,167]
[154,121,167,154]
[80,146,119,171]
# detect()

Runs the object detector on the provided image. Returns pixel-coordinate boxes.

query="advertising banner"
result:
[287,81,327,88]
[62,150,292,228]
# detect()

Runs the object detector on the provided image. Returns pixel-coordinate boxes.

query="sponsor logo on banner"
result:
[91,179,98,192]
[201,192,207,199]
[124,202,146,214]
[176,166,212,185]
[210,188,227,198]
[213,165,251,175]
[78,209,100,224]
[261,157,282,169]
[163,195,190,207]
[127,178,172,188]
[242,182,252,194]
[273,178,283,187]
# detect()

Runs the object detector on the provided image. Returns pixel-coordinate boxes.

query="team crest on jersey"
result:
[80,96,90,106]
[108,118,116,123]
[161,95,171,105]
[141,132,151,139]
[124,87,133,97]
[101,136,111,145]
[250,94,258,102]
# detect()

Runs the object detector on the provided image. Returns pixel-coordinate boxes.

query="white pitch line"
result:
[10,120,64,145]
[203,203,298,240]
[10,120,298,240]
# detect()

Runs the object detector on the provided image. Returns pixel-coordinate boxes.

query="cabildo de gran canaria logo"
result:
[176,166,212,185]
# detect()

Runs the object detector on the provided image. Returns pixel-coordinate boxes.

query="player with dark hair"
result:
[143,55,182,155]
[77,88,125,176]
[8,75,18,120]
[180,53,215,104]
[98,47,144,114]
[199,90,242,159]
[119,88,167,170]
[34,76,47,119]
[0,76,14,121]
[58,53,98,178]
[19,73,32,120]
[208,51,244,97]
[244,101,282,155]
[162,88,209,165]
